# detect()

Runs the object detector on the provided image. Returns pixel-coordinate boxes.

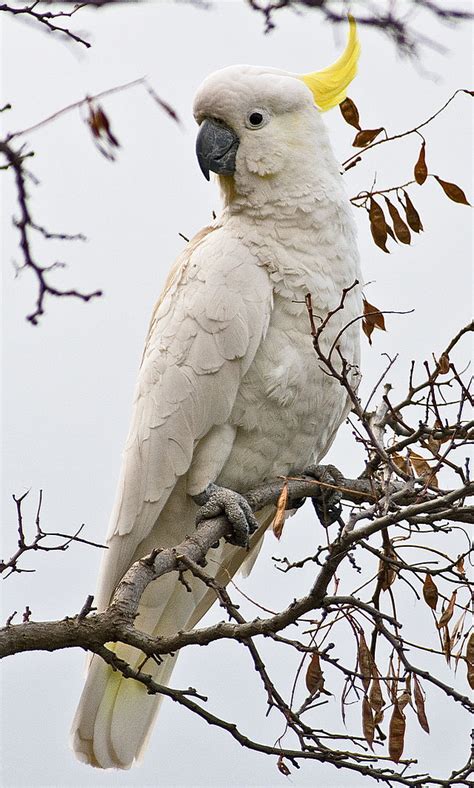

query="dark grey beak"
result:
[196,118,239,181]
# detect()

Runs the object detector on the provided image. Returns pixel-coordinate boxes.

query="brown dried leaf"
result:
[88,105,119,147]
[100,112,119,147]
[437,352,450,374]
[435,176,470,205]
[408,450,429,476]
[362,297,386,345]
[399,190,424,233]
[87,103,121,161]
[368,198,390,253]
[353,128,384,147]
[362,320,372,344]
[413,676,430,734]
[385,223,397,241]
[422,573,438,611]
[88,106,104,138]
[379,559,397,592]
[414,142,428,184]
[306,652,325,695]
[358,632,374,693]
[437,590,457,629]
[456,555,465,575]
[362,696,375,749]
[442,626,452,664]
[369,304,387,332]
[277,755,291,776]
[388,656,398,703]
[397,676,412,712]
[390,677,398,705]
[339,97,361,129]
[466,633,474,690]
[408,450,438,488]
[384,198,411,244]
[378,544,398,591]
[389,703,406,763]
[397,690,411,712]
[369,673,384,725]
[272,482,288,540]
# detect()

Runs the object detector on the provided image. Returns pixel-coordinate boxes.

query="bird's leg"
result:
[303,464,345,527]
[192,483,259,549]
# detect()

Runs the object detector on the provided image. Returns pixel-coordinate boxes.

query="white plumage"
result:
[71,32,362,769]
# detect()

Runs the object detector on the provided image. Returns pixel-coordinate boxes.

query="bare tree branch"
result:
[0,1,91,47]
[1,77,179,323]
[1,310,472,784]
[245,0,473,52]
[0,490,107,577]
[1,1,472,54]
[0,138,101,325]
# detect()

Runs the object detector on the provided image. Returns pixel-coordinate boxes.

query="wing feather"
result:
[95,226,272,610]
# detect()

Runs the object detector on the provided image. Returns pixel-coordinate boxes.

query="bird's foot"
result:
[193,483,259,549]
[303,464,344,527]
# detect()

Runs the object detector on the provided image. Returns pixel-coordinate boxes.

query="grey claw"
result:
[304,464,344,527]
[194,484,258,548]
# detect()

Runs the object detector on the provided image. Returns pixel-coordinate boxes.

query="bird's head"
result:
[193,18,360,205]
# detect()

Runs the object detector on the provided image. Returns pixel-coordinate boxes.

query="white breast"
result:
[215,155,362,493]
[218,261,361,492]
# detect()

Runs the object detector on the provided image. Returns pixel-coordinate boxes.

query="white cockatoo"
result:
[71,19,362,769]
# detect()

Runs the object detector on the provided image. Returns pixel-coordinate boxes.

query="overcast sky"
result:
[1,2,472,786]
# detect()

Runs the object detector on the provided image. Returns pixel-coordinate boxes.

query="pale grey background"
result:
[1,2,472,786]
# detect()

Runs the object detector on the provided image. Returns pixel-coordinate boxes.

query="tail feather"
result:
[71,504,275,769]
[71,657,120,768]
[90,667,123,769]
[110,654,177,767]
[71,646,175,769]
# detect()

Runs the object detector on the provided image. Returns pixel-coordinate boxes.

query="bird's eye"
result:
[246,109,268,129]
[249,112,263,126]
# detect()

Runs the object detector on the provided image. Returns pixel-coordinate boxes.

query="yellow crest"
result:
[300,16,360,112]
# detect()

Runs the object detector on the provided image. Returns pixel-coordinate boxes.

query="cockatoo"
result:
[71,19,362,769]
